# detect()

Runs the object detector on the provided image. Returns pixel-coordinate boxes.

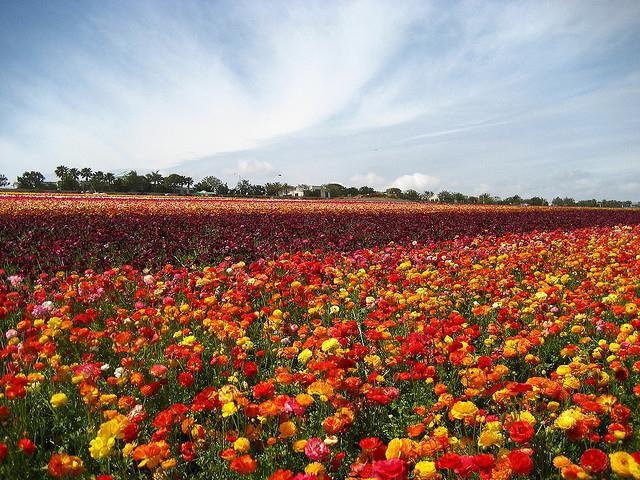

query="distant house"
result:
[280,184,330,198]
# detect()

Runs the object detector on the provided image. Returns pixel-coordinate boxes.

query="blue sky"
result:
[1,0,639,198]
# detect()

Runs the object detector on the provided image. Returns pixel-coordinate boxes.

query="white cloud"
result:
[0,1,421,178]
[389,173,440,192]
[234,160,275,177]
[349,172,386,188]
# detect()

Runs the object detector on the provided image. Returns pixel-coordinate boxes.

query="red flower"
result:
[0,443,7,463]
[508,450,533,476]
[359,437,383,451]
[509,421,535,444]
[252,381,275,400]
[580,448,608,474]
[269,469,294,480]
[18,437,36,455]
[178,372,194,388]
[372,458,408,480]
[243,361,258,377]
[438,453,462,470]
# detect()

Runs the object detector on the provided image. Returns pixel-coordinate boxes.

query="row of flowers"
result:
[0,215,639,478]
[2,194,640,278]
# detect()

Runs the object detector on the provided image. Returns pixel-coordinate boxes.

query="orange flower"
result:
[230,454,257,475]
[132,441,170,470]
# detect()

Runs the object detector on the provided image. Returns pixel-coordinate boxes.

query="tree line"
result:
[2,168,637,208]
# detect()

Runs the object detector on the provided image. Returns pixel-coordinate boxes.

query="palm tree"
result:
[80,168,93,182]
[68,168,80,181]
[104,172,116,191]
[54,165,69,180]
[146,171,164,192]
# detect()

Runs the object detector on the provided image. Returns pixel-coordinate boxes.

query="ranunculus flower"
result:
[581,448,608,474]
[509,421,535,444]
[304,437,329,461]
[149,364,168,378]
[450,401,479,420]
[230,454,257,475]
[18,437,36,455]
[372,458,408,480]
[508,450,533,476]
[178,372,194,387]
[437,453,462,470]
[50,392,68,408]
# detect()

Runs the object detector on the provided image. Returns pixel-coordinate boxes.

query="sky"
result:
[1,0,639,199]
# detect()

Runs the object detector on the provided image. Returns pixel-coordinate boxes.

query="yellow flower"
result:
[305,462,325,475]
[297,349,313,364]
[221,402,237,417]
[123,442,136,457]
[555,408,583,430]
[321,338,340,352]
[233,437,250,453]
[50,392,68,408]
[414,461,436,479]
[477,429,503,448]
[450,401,479,420]
[610,452,634,478]
[89,436,116,460]
[385,438,403,459]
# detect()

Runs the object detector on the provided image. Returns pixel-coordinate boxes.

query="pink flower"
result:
[372,458,407,480]
[284,398,305,416]
[304,437,329,461]
[150,364,168,378]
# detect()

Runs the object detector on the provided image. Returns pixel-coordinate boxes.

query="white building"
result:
[281,184,330,198]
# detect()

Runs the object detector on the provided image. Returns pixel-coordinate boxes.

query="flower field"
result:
[1,194,640,479]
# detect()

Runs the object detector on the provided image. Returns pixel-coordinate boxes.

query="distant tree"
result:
[385,187,402,197]
[89,171,106,192]
[54,165,69,180]
[437,190,454,203]
[359,186,375,195]
[0,174,9,187]
[552,197,564,206]
[195,176,227,194]
[146,171,164,192]
[163,173,187,193]
[453,192,468,204]
[422,190,434,201]
[250,184,266,196]
[59,176,81,191]
[403,189,420,201]
[121,170,151,192]
[346,186,359,196]
[80,168,93,188]
[68,168,80,181]
[503,195,523,205]
[17,171,45,190]
[235,179,252,196]
[54,165,79,191]
[104,172,116,191]
[478,193,495,205]
[264,182,284,196]
[324,183,347,198]
[527,196,548,206]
